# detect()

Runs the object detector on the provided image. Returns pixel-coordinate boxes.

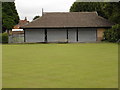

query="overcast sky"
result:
[15,0,76,21]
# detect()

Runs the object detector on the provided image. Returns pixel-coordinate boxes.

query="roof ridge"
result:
[44,11,97,14]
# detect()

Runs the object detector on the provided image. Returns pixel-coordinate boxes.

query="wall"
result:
[97,28,105,41]
[24,28,101,43]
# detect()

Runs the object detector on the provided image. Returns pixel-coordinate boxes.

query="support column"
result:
[67,29,68,43]
[45,29,47,42]
[76,28,78,42]
[24,29,26,42]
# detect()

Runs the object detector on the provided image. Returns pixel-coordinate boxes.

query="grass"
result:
[2,43,118,88]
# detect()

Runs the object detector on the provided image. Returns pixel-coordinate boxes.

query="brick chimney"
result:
[25,17,27,21]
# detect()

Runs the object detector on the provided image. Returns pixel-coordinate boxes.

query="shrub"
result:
[0,33,8,43]
[104,24,120,42]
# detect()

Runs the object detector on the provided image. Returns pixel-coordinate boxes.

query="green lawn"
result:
[2,43,118,88]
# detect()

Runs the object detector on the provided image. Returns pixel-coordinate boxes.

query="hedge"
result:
[0,33,8,43]
[104,24,120,42]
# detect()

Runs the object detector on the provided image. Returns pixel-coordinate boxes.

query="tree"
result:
[33,16,40,20]
[70,2,105,18]
[70,2,120,24]
[0,2,2,33]
[0,2,2,17]
[2,2,19,33]
[102,2,120,24]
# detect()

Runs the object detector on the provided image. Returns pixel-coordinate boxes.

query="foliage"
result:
[2,14,15,31]
[104,24,120,42]
[0,2,2,18]
[33,16,40,20]
[0,32,8,43]
[102,2,120,24]
[70,2,105,17]
[70,2,120,24]
[2,2,19,32]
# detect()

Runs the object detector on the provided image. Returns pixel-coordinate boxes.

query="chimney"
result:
[42,8,43,16]
[25,17,27,21]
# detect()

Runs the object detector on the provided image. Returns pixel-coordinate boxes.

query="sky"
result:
[15,0,76,21]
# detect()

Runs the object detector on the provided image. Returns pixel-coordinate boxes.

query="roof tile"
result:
[21,12,114,28]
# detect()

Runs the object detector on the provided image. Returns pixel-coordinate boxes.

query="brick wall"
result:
[97,28,105,41]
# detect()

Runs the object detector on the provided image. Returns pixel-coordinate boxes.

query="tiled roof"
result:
[21,12,114,28]
[14,18,29,29]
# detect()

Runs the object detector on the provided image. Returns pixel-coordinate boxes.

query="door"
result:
[25,29,45,42]
[47,29,67,42]
[78,28,96,42]
[68,29,77,42]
